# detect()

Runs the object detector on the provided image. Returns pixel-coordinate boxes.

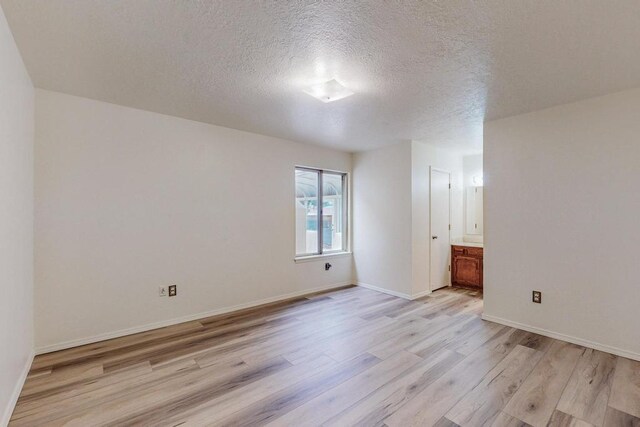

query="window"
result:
[295,167,348,257]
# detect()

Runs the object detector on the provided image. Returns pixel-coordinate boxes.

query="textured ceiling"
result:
[3,1,640,153]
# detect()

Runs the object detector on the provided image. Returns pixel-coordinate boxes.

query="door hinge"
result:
[448,265,451,271]
[449,224,451,230]
[448,183,451,189]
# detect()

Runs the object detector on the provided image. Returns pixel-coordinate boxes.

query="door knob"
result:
[432,236,438,239]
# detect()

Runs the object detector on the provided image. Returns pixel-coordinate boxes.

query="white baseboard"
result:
[356,282,412,300]
[1,350,34,427]
[411,290,432,300]
[482,314,640,362]
[356,282,431,301]
[36,282,352,355]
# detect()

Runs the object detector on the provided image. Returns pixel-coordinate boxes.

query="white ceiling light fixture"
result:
[303,79,354,103]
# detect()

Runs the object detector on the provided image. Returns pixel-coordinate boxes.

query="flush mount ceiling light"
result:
[303,79,354,103]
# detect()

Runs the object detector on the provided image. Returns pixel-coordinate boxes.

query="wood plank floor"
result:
[10,286,640,426]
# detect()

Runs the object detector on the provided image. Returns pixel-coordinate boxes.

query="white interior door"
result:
[430,168,451,291]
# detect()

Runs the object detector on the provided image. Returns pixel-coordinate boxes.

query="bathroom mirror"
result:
[465,186,483,236]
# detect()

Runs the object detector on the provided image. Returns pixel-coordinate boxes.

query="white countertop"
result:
[451,241,483,248]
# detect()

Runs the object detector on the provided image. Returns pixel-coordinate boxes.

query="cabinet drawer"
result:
[466,247,483,257]
[451,245,483,257]
[452,246,465,256]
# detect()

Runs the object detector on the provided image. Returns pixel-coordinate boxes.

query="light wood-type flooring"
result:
[10,285,640,426]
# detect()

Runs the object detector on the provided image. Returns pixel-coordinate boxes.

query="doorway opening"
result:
[429,152,484,301]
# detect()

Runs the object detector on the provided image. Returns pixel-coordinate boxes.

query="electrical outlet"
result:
[168,284,177,297]
[532,290,542,304]
[159,286,167,297]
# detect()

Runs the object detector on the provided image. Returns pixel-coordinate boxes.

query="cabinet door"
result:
[453,256,480,287]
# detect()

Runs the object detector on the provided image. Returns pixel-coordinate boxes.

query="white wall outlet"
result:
[532,290,542,304]
[159,286,168,297]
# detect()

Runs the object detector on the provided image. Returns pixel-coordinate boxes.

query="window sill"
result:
[294,252,352,263]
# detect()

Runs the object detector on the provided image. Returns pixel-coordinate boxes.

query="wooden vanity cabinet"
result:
[451,245,483,290]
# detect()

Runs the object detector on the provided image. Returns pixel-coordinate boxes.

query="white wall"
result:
[484,87,640,360]
[411,141,463,295]
[35,89,353,352]
[353,142,413,297]
[463,154,483,188]
[0,5,34,425]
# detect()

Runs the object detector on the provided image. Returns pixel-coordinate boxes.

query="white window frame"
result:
[295,166,349,259]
